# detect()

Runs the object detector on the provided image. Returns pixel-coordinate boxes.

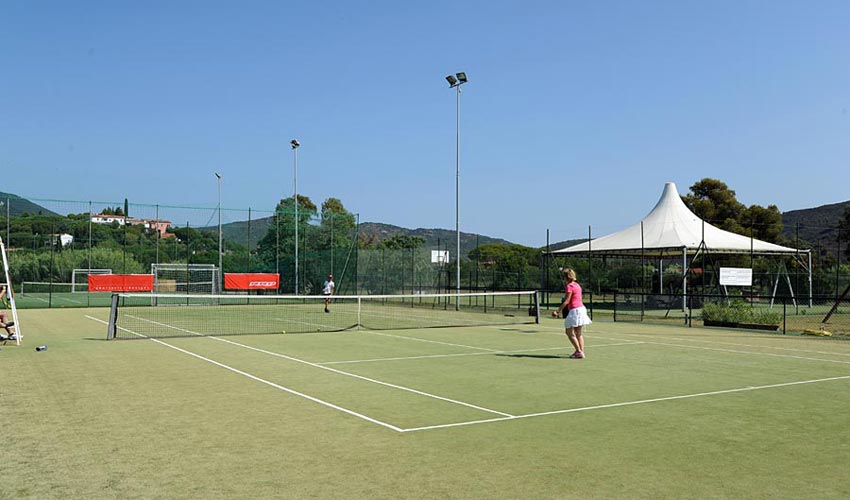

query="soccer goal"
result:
[0,236,21,345]
[71,268,113,292]
[151,263,221,294]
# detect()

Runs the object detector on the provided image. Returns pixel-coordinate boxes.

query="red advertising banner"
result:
[89,274,155,292]
[224,273,280,290]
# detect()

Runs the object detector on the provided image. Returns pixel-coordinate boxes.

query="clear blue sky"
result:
[2,1,848,246]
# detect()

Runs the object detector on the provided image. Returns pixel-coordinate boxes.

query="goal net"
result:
[151,263,221,294]
[71,268,112,292]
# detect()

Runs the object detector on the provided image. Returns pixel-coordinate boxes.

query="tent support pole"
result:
[682,246,687,313]
[808,250,812,308]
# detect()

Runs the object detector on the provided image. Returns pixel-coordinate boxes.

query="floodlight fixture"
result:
[291,139,300,149]
[446,74,458,86]
[456,72,467,83]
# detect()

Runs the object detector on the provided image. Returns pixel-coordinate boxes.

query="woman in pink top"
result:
[552,268,592,358]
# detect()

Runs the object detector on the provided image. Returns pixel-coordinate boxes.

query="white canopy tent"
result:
[553,182,811,307]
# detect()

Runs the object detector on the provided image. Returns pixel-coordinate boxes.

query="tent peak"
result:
[661,181,679,199]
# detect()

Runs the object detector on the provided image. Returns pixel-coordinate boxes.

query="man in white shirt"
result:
[322,274,335,313]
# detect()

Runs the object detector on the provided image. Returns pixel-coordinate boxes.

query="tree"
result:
[743,204,783,243]
[682,178,783,243]
[256,194,351,292]
[469,243,539,289]
[101,206,124,216]
[316,197,357,251]
[839,204,850,262]
[256,194,319,264]
[379,235,426,250]
[682,179,745,233]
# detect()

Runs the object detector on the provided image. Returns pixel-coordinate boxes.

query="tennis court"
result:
[3,305,850,499]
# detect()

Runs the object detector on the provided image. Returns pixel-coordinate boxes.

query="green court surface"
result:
[3,308,850,499]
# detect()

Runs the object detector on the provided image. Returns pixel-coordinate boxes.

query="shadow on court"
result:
[495,328,539,333]
[496,353,565,359]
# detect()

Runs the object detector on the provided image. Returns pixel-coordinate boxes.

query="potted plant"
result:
[701,301,781,331]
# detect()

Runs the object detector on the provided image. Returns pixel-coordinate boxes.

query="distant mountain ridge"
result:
[8,192,846,252]
[216,216,274,247]
[211,219,518,256]
[0,192,59,217]
[781,200,849,245]
[358,222,514,256]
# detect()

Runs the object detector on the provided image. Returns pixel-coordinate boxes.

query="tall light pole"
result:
[446,71,468,309]
[215,172,222,292]
[291,139,300,294]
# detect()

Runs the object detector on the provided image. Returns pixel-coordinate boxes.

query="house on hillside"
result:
[91,214,172,237]
[91,214,127,225]
[142,219,172,237]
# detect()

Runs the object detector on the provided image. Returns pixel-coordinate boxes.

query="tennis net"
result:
[107,291,540,339]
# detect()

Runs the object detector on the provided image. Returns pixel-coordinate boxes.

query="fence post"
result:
[782,298,786,335]
[613,291,617,322]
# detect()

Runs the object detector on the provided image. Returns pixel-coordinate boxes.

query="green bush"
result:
[701,301,781,325]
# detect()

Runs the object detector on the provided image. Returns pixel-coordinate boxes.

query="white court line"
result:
[85,314,850,434]
[600,330,850,358]
[22,293,84,305]
[24,295,51,304]
[318,341,644,365]
[85,315,404,432]
[271,316,350,330]
[401,374,850,432]
[624,338,850,366]
[358,307,517,328]
[362,330,501,352]
[536,321,850,360]
[123,314,514,418]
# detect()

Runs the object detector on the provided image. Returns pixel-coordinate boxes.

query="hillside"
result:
[210,219,519,255]
[14,189,844,253]
[212,216,274,248]
[781,200,849,245]
[0,192,59,217]
[358,222,515,256]
[547,239,590,252]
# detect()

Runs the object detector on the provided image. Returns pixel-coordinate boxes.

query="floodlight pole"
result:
[446,72,468,310]
[215,172,222,291]
[291,139,300,295]
[455,82,460,309]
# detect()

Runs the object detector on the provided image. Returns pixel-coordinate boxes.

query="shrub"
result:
[701,301,781,325]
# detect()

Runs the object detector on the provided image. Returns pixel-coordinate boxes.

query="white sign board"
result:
[431,250,449,264]
[719,267,753,286]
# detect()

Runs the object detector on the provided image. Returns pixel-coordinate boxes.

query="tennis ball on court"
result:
[281,330,286,334]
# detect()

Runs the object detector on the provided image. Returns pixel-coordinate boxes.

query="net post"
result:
[107,293,119,339]
[534,291,540,324]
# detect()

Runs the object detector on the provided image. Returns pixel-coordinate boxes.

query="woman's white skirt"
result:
[564,306,592,328]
